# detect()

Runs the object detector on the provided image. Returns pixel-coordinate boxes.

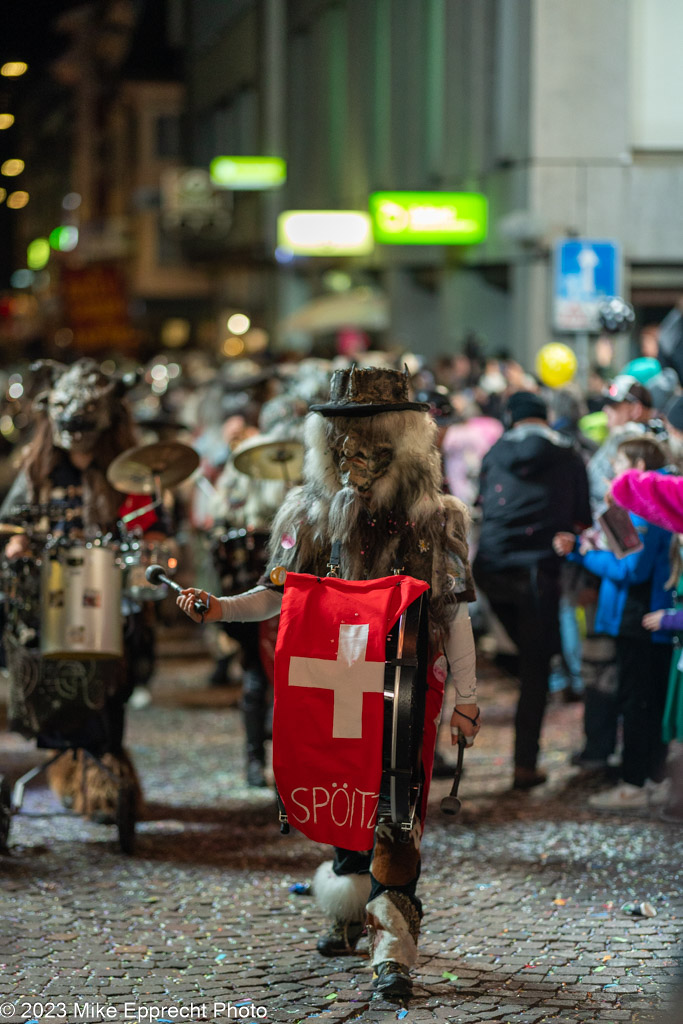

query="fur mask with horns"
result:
[31,359,140,455]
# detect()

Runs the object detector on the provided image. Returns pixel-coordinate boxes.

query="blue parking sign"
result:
[553,239,621,332]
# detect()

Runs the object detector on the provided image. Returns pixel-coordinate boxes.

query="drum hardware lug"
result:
[399,818,414,843]
[386,656,418,668]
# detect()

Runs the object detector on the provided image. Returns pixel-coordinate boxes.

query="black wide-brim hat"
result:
[310,365,430,417]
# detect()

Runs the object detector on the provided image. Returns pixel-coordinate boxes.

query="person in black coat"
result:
[473,391,592,789]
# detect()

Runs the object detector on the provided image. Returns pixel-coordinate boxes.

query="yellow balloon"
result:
[535,343,577,388]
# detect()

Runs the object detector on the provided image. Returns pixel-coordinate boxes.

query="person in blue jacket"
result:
[553,435,675,810]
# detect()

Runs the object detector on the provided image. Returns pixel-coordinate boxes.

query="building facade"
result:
[181,0,683,367]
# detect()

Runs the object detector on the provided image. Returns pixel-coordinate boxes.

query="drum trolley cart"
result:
[0,544,137,856]
[0,743,137,856]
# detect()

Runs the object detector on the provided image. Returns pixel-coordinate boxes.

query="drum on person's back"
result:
[41,543,123,659]
[211,527,269,595]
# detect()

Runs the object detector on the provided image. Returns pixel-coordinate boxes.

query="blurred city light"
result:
[10,269,34,288]
[0,114,15,130]
[322,270,353,292]
[49,225,79,252]
[161,318,190,348]
[274,246,296,264]
[1,62,28,77]
[369,191,488,245]
[7,191,29,208]
[226,313,250,335]
[210,156,286,190]
[62,192,82,211]
[54,328,74,348]
[0,415,17,440]
[2,159,25,177]
[243,328,268,353]
[278,211,374,255]
[0,188,6,204]
[26,238,50,270]
[8,382,24,399]
[222,336,245,357]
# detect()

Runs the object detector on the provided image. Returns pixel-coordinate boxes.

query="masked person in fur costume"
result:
[1,359,159,823]
[177,366,480,1001]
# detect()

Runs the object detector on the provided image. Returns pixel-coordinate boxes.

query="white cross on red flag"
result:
[273,572,429,850]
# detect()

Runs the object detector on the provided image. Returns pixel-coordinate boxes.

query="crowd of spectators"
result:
[2,311,683,817]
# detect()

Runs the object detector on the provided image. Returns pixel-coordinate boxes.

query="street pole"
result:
[574,330,591,391]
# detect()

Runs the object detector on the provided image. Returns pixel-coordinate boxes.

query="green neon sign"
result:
[369,191,488,245]
[210,156,286,190]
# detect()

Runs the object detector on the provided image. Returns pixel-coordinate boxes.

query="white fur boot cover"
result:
[312,861,371,922]
[366,892,420,968]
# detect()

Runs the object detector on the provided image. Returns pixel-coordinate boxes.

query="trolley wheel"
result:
[0,775,11,853]
[116,782,136,855]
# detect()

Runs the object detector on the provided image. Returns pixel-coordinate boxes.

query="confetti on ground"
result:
[2,642,681,1022]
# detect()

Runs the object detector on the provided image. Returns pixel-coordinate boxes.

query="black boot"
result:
[246,758,267,788]
[372,960,413,1000]
[316,918,365,956]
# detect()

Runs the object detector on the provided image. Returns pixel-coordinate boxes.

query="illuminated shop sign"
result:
[277,211,374,256]
[210,156,287,190]
[369,191,488,245]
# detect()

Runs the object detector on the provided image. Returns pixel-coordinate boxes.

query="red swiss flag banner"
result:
[273,572,429,851]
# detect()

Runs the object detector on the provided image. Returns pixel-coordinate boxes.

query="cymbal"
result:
[0,522,25,536]
[107,441,200,494]
[233,436,304,482]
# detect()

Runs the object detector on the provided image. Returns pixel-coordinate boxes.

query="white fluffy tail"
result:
[312,861,371,922]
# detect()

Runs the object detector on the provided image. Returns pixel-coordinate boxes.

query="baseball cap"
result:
[602,374,653,408]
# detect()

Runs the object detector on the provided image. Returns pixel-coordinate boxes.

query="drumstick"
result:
[144,564,209,616]
[440,736,466,817]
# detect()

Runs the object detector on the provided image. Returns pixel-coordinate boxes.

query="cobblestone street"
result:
[1,623,681,1024]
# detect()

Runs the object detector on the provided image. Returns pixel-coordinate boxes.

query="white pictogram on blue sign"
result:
[553,239,621,332]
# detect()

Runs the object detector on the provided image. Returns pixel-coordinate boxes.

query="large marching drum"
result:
[41,541,123,659]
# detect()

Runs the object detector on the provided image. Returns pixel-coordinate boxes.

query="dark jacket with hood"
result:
[475,421,592,573]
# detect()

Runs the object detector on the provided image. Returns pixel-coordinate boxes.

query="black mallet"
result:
[145,563,209,618]
[440,736,467,816]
